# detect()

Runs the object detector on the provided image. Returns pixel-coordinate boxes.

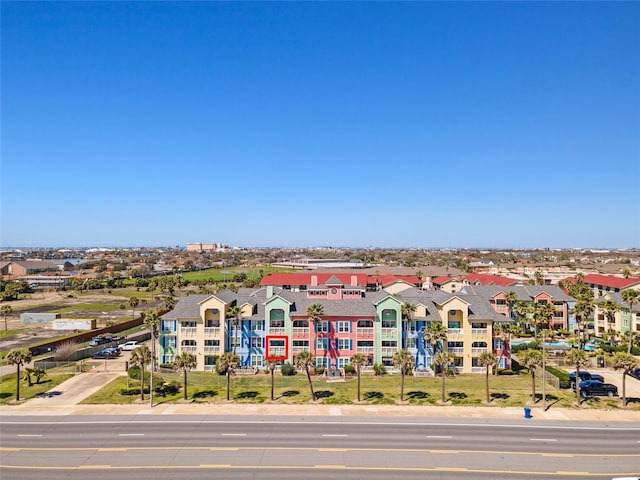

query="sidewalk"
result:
[2,372,640,421]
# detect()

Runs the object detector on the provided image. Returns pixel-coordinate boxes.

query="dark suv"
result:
[91,349,117,359]
[578,380,618,398]
[569,371,604,388]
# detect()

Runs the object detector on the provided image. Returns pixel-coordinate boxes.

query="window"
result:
[406,337,416,349]
[181,339,196,347]
[336,321,350,332]
[206,319,220,327]
[293,320,308,328]
[293,340,309,348]
[316,357,329,368]
[357,340,374,347]
[357,319,373,328]
[382,340,397,348]
[250,320,263,331]
[382,309,397,321]
[496,299,506,305]
[162,336,177,348]
[250,337,262,348]
[336,357,349,368]
[270,309,285,321]
[163,355,174,364]
[317,321,329,332]
[382,319,396,328]
[270,319,284,328]
[231,336,241,347]
[161,320,175,332]
[316,338,328,350]
[337,338,350,350]
[471,323,487,329]
[250,355,263,367]
[204,339,219,347]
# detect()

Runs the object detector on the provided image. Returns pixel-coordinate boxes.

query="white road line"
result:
[17,434,42,437]
[221,433,247,436]
[426,435,452,439]
[322,434,348,437]
[530,438,557,442]
[119,433,144,436]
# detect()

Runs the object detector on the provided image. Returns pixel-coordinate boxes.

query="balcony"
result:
[293,327,309,336]
[447,328,464,337]
[204,346,220,354]
[471,328,488,337]
[381,347,397,356]
[268,327,286,335]
[180,327,197,336]
[472,347,488,355]
[357,328,374,336]
[357,347,374,354]
[381,328,397,337]
[270,348,286,357]
[181,346,197,353]
[447,347,464,354]
[204,327,220,336]
[292,345,308,354]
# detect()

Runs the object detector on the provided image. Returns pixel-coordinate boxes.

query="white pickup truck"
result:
[117,341,141,351]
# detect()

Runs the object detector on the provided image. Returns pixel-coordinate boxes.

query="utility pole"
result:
[542,332,546,411]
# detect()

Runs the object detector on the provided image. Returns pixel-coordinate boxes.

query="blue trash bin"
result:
[524,407,532,419]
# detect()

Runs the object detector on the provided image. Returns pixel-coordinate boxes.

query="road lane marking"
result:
[119,434,144,436]
[221,433,247,436]
[322,434,348,437]
[426,435,452,439]
[17,434,42,437]
[530,439,557,442]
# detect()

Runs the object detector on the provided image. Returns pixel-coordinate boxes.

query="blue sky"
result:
[2,1,638,249]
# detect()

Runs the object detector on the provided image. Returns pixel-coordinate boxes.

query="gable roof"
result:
[584,274,640,289]
[432,276,458,285]
[260,273,367,287]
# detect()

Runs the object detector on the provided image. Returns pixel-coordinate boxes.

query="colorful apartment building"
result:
[160,275,513,374]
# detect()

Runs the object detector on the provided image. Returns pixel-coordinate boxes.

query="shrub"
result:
[155,380,180,395]
[343,365,355,375]
[127,366,151,383]
[315,366,325,375]
[53,341,78,361]
[373,363,386,376]
[497,368,514,375]
[159,363,174,369]
[545,366,571,389]
[280,362,296,376]
[119,386,150,395]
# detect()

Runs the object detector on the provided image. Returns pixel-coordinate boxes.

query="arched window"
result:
[293,320,308,328]
[357,319,373,328]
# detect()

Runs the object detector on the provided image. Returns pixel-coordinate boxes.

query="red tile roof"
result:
[583,274,640,289]
[465,273,518,287]
[376,274,422,287]
[432,276,456,285]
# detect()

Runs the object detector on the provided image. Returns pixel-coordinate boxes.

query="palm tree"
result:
[129,345,152,401]
[294,350,316,401]
[173,352,197,400]
[143,311,160,370]
[566,348,589,404]
[434,352,454,403]
[478,352,498,403]
[163,296,176,311]
[519,349,544,403]
[265,359,278,401]
[392,349,415,402]
[504,291,518,321]
[572,296,595,348]
[621,289,639,353]
[218,351,240,401]
[1,305,12,331]
[533,302,556,339]
[493,322,520,374]
[599,300,620,338]
[7,348,32,401]
[401,302,416,323]
[513,301,535,335]
[306,304,324,356]
[424,321,448,357]
[612,352,640,406]
[128,296,140,320]
[227,305,242,354]
[350,353,367,402]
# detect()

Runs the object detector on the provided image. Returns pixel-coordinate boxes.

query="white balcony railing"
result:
[269,327,286,335]
[181,346,197,353]
[204,346,220,354]
[180,327,197,336]
[447,347,464,354]
[381,347,398,356]
[204,327,220,336]
[447,329,464,336]
[357,347,374,354]
[381,328,397,337]
[293,327,309,336]
[472,347,488,355]
[292,346,307,354]
[357,328,374,336]
[472,328,488,336]
[270,348,286,357]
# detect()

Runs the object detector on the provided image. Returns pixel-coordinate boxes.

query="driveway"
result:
[24,372,121,406]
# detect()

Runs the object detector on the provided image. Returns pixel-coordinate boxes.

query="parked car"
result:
[629,368,640,380]
[577,380,618,398]
[118,341,140,351]
[104,347,121,357]
[91,349,118,359]
[569,371,604,385]
[89,334,114,347]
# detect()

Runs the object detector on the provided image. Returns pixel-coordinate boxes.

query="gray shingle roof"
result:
[161,294,210,320]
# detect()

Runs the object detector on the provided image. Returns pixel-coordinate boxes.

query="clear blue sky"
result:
[2,1,638,249]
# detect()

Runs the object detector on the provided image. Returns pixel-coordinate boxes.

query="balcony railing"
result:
[293,327,309,335]
[381,328,397,337]
[447,347,464,354]
[472,347,488,355]
[357,328,374,336]
[381,347,398,356]
[181,346,197,353]
[204,346,220,354]
[270,348,286,357]
[472,328,488,336]
[268,327,286,335]
[204,327,220,336]
[357,347,374,354]
[292,345,308,353]
[447,329,464,337]
[180,327,197,336]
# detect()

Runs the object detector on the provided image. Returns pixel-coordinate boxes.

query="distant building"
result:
[186,243,227,252]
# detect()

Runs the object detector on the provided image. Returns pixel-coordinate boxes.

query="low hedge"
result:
[545,365,571,389]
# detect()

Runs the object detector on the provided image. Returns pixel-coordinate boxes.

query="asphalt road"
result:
[1,415,639,479]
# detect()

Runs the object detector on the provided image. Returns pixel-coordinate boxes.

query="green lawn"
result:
[181,266,296,282]
[81,371,596,409]
[0,372,74,405]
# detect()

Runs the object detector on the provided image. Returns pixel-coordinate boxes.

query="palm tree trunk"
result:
[485,367,490,403]
[400,371,405,401]
[441,371,446,403]
[226,370,231,401]
[622,373,627,406]
[140,362,145,401]
[183,369,188,400]
[575,367,581,404]
[270,368,275,401]
[15,365,21,401]
[306,367,315,400]
[531,371,536,402]
[357,368,361,402]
